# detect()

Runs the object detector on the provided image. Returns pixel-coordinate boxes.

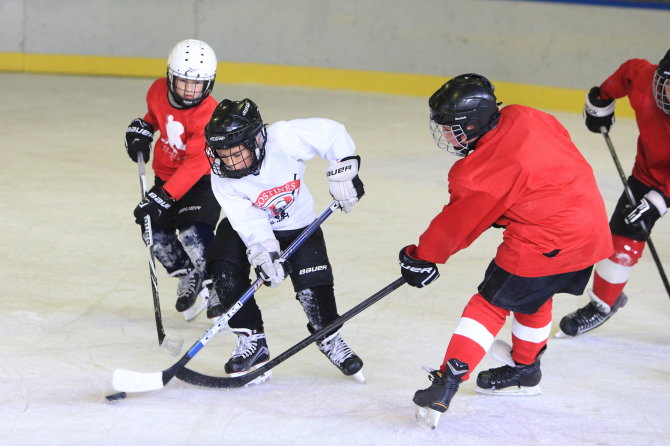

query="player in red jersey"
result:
[125,39,221,320]
[559,49,670,337]
[397,74,612,427]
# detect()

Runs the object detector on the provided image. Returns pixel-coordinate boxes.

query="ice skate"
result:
[559,292,627,337]
[206,282,224,319]
[413,359,468,429]
[475,345,545,396]
[225,328,270,377]
[181,278,210,322]
[316,331,365,383]
[173,267,204,317]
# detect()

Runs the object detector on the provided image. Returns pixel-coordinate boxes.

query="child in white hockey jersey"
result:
[203,98,366,380]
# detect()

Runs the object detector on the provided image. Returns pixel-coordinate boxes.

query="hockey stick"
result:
[174,277,406,389]
[600,129,670,298]
[110,201,339,394]
[137,153,183,355]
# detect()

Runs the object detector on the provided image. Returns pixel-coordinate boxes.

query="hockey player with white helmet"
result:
[397,74,612,428]
[125,39,220,320]
[559,49,670,337]
[203,98,365,381]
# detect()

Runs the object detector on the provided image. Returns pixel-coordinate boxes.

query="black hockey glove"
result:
[399,245,440,288]
[623,190,667,230]
[133,186,175,225]
[125,118,154,162]
[584,86,615,133]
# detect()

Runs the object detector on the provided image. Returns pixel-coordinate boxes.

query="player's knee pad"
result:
[610,234,645,266]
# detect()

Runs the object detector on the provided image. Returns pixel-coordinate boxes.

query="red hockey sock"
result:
[442,294,509,381]
[592,234,644,306]
[510,298,552,365]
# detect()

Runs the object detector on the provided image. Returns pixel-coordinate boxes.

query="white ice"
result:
[1,73,668,445]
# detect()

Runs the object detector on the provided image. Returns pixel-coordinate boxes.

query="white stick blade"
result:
[112,369,165,392]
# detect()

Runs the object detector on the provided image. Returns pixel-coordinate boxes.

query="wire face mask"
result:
[429,120,470,157]
[652,71,670,115]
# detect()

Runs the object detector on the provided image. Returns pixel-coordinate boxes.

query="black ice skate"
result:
[173,267,206,320]
[413,358,468,429]
[475,345,546,396]
[316,331,365,383]
[225,328,270,377]
[559,292,628,337]
[205,281,224,319]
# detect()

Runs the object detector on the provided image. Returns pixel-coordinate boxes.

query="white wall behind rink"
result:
[0,0,667,89]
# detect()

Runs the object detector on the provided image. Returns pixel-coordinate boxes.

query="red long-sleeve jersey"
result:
[414,105,612,277]
[142,79,217,200]
[599,59,670,199]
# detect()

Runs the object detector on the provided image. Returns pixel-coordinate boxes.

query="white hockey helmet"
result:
[167,39,217,108]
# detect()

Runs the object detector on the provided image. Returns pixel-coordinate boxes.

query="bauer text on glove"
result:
[247,239,292,288]
[134,186,174,224]
[399,245,440,288]
[326,155,365,212]
[125,118,154,162]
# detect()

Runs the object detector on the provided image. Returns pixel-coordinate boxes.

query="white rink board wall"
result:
[0,0,667,89]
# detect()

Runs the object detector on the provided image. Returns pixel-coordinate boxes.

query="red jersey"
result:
[599,59,670,198]
[414,105,612,277]
[142,79,217,200]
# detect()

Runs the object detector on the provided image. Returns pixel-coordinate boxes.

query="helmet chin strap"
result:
[167,90,187,109]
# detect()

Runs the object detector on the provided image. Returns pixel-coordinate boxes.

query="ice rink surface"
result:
[1,73,669,445]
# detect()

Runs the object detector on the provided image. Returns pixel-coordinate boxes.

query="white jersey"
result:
[210,118,356,247]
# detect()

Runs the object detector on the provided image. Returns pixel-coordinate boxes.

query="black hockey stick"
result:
[601,129,670,298]
[174,277,406,389]
[137,153,183,355]
[110,201,339,394]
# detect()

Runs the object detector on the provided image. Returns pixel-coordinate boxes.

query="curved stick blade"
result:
[112,369,165,392]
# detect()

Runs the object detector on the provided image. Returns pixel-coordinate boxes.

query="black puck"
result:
[105,391,127,402]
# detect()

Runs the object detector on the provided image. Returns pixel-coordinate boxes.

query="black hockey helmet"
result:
[653,48,670,114]
[429,73,501,156]
[205,98,267,179]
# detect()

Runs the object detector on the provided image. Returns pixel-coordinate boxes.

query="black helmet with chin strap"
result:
[429,73,501,157]
[204,98,267,179]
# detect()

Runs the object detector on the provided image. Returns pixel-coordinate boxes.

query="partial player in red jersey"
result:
[559,49,670,337]
[124,39,221,320]
[397,74,612,427]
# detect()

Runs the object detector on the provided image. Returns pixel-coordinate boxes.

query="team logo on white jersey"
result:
[254,179,301,222]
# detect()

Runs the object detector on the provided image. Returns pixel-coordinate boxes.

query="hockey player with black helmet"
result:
[560,49,670,337]
[203,98,366,381]
[397,74,612,427]
[124,39,221,320]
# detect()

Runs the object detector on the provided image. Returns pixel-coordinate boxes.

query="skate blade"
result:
[415,405,442,429]
[182,290,208,322]
[227,361,270,378]
[349,370,366,384]
[244,370,272,387]
[554,330,572,339]
[475,384,541,396]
